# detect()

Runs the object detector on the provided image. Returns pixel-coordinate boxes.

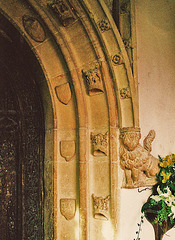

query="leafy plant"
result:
[142,154,175,227]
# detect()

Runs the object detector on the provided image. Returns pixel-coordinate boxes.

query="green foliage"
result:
[152,200,172,226]
[142,154,175,227]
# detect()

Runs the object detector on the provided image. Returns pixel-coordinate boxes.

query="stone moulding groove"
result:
[25,1,89,239]
[77,1,138,239]
[99,0,138,128]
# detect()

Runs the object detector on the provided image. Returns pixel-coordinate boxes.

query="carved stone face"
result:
[121,131,141,151]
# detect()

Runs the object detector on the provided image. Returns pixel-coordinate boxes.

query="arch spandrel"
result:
[0,0,139,239]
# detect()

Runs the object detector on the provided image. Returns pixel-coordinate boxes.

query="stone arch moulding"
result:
[0,0,138,240]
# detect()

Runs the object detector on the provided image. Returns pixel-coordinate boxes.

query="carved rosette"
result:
[22,15,46,42]
[123,38,132,50]
[112,53,123,65]
[91,132,108,156]
[92,194,110,220]
[48,0,76,26]
[98,19,111,32]
[60,198,76,220]
[119,127,160,188]
[82,65,104,96]
[120,87,131,99]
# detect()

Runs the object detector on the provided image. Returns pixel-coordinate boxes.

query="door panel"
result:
[0,45,44,239]
[0,79,20,239]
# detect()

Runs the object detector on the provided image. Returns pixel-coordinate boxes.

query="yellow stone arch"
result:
[0,0,139,239]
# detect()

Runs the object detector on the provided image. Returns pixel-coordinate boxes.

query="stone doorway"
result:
[0,14,46,240]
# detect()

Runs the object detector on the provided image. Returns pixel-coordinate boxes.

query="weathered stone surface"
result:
[60,198,76,220]
[92,194,110,220]
[60,140,76,161]
[22,15,46,42]
[91,132,108,156]
[55,83,72,105]
[119,127,160,188]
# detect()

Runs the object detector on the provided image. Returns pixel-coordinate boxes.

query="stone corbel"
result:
[91,132,108,156]
[47,0,76,26]
[92,194,110,220]
[82,64,104,96]
[119,127,160,188]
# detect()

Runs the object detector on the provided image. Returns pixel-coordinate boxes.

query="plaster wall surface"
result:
[120,1,175,239]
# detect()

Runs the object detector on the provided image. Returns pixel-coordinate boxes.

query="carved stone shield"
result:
[55,83,72,105]
[60,199,76,220]
[22,15,46,42]
[60,140,75,161]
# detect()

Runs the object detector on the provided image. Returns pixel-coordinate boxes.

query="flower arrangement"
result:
[141,154,175,239]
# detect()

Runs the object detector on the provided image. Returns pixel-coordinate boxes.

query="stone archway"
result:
[0,1,139,239]
[0,13,54,240]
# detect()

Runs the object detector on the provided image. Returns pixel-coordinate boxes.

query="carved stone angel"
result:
[119,127,160,188]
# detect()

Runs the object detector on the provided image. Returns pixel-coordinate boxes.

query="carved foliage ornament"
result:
[98,19,111,32]
[22,15,46,42]
[60,198,76,220]
[120,87,131,99]
[123,38,132,50]
[92,194,110,220]
[82,65,104,96]
[119,127,160,188]
[91,132,108,156]
[48,0,76,26]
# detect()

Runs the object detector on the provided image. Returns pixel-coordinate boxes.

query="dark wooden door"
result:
[0,78,21,239]
[0,47,44,240]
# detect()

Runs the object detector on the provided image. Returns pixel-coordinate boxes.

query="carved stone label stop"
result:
[91,132,108,156]
[82,65,104,96]
[92,194,110,220]
[48,0,76,27]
